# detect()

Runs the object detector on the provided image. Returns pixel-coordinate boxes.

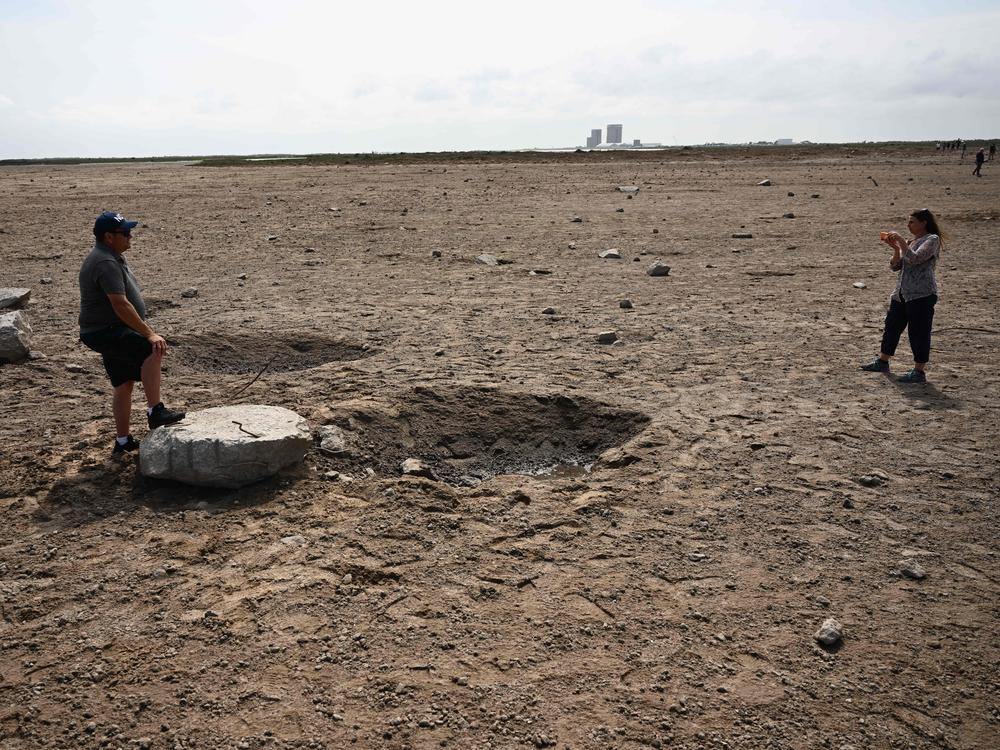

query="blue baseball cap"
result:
[93,211,139,238]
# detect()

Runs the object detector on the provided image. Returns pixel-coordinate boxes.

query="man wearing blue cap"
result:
[79,211,185,454]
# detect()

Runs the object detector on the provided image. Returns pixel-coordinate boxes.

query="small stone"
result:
[318,425,350,456]
[431,249,442,258]
[475,254,500,266]
[597,330,619,345]
[732,232,753,239]
[619,299,633,309]
[814,595,831,608]
[652,228,659,234]
[570,216,583,223]
[787,192,795,197]
[401,458,437,480]
[811,193,820,198]
[687,552,707,562]
[341,573,353,585]
[40,277,53,284]
[0,288,31,310]
[646,260,671,277]
[567,242,577,249]
[280,535,307,546]
[814,618,843,647]
[899,559,927,580]
[267,235,279,241]
[842,497,855,509]
[783,212,795,219]
[757,179,772,186]
[616,185,640,193]
[598,248,621,259]
[615,207,625,213]
[0,310,32,364]
[180,287,199,298]
[853,282,866,289]
[541,307,556,315]
[236,273,247,280]
[65,363,87,373]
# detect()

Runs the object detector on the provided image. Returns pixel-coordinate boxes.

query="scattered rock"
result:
[597,330,619,345]
[615,207,625,213]
[732,232,753,239]
[280,534,307,546]
[811,193,820,198]
[857,470,889,487]
[853,281,867,289]
[541,307,556,315]
[431,249,442,258]
[401,458,437,480]
[570,216,583,223]
[598,249,621,259]
[783,212,795,219]
[40,277,53,285]
[267,235,279,241]
[0,288,30,310]
[899,559,927,580]
[475,254,500,266]
[0,310,32,364]
[619,299,633,309]
[814,618,843,647]
[757,179,772,186]
[842,497,855,509]
[616,185,640,193]
[139,405,312,488]
[567,242,577,250]
[181,287,199,298]
[814,595,831,608]
[787,192,795,197]
[236,273,247,280]
[318,425,350,456]
[65,363,87,373]
[646,260,671,277]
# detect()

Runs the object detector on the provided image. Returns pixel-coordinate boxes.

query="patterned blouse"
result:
[890,233,939,302]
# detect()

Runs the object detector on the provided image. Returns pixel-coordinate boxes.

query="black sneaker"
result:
[112,435,140,454]
[860,358,889,372]
[897,369,927,384]
[148,402,186,429]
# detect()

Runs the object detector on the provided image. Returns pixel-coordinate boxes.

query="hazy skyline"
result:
[2,0,999,159]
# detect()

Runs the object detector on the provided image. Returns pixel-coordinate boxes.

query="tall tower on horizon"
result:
[606,124,623,144]
[586,128,602,148]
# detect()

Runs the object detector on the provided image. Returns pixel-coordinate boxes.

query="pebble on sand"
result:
[853,281,867,289]
[599,249,622,259]
[181,287,199,298]
[899,559,927,580]
[597,330,619,345]
[814,618,843,647]
[758,179,772,186]
[646,261,671,277]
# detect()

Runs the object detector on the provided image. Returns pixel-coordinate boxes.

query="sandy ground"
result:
[0,146,998,749]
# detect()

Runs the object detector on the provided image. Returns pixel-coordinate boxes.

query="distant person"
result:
[961,142,967,159]
[79,211,185,454]
[973,148,985,177]
[861,209,944,384]
[990,143,996,161]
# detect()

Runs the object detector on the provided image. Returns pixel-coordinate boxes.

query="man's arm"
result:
[108,293,167,354]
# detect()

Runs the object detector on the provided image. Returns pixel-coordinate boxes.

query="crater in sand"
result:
[171,332,373,374]
[317,385,649,485]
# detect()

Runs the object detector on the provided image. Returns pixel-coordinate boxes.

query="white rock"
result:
[647,260,671,277]
[616,185,640,193]
[814,618,843,647]
[758,179,772,186]
[0,311,32,364]
[0,288,31,310]
[598,249,621,259]
[597,330,619,345]
[853,281,867,289]
[475,254,499,266]
[140,405,311,488]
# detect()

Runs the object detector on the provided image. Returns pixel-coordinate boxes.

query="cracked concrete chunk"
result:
[140,405,311,488]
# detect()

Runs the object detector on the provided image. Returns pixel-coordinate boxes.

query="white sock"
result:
[116,436,130,446]
[147,406,155,415]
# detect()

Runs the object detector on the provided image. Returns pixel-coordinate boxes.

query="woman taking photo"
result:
[860,208,943,383]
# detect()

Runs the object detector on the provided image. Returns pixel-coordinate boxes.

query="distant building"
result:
[633,139,641,147]
[606,124,623,144]
[774,138,794,145]
[586,128,602,148]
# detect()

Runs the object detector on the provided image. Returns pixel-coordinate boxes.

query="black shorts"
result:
[80,325,153,387]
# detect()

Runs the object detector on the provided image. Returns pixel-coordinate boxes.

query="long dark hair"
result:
[912,208,946,246]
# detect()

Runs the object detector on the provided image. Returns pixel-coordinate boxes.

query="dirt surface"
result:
[1,146,998,749]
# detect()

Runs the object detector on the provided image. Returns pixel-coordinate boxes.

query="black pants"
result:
[880,294,937,364]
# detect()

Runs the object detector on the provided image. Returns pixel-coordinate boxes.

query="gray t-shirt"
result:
[78,243,147,333]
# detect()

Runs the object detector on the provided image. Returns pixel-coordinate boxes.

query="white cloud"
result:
[1,0,999,157]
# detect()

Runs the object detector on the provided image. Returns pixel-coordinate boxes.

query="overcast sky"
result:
[1,0,998,158]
